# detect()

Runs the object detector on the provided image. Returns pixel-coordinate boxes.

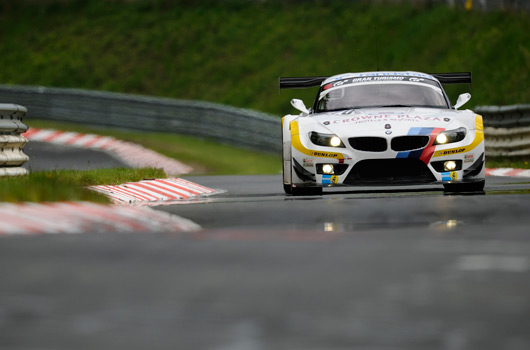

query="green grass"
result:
[0,167,166,203]
[0,1,528,116]
[27,119,282,175]
[485,156,530,169]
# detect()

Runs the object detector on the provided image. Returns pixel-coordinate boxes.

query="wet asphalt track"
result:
[1,143,530,349]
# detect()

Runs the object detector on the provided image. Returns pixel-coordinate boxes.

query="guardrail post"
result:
[0,104,29,176]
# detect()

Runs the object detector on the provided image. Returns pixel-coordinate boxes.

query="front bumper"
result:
[290,129,485,188]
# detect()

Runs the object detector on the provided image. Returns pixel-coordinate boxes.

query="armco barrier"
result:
[0,104,29,176]
[0,85,281,153]
[476,104,530,157]
[1,85,529,157]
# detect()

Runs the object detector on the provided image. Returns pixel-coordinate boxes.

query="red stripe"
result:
[21,128,41,138]
[156,179,201,196]
[420,127,445,164]
[62,202,148,230]
[102,185,154,202]
[64,133,88,145]
[121,183,166,200]
[42,130,65,142]
[137,181,190,199]
[98,139,118,149]
[93,185,138,202]
[83,135,104,147]
[173,178,214,192]
[128,182,186,200]
[0,210,45,234]
[505,169,525,176]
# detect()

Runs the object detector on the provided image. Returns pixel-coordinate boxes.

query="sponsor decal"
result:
[441,171,458,182]
[358,72,435,79]
[303,158,314,167]
[310,151,339,158]
[322,74,438,91]
[331,114,445,124]
[322,175,339,185]
[444,118,451,122]
[437,148,466,156]
[323,121,330,125]
[464,154,474,163]
[385,124,391,129]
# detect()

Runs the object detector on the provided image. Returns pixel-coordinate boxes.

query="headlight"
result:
[309,132,345,148]
[434,127,466,145]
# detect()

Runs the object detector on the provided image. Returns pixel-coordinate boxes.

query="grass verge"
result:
[0,167,166,203]
[486,156,530,169]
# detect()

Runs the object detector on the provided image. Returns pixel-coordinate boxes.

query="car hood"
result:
[311,107,469,136]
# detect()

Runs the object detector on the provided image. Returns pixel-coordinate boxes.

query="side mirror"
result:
[291,99,310,114]
[454,93,471,110]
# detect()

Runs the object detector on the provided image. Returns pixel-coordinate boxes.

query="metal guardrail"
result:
[1,85,529,158]
[0,104,29,176]
[0,84,281,153]
[477,104,530,157]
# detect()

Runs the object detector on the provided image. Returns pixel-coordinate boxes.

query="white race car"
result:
[280,71,485,195]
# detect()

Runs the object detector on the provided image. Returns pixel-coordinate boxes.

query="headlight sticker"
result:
[433,116,484,158]
[290,121,345,160]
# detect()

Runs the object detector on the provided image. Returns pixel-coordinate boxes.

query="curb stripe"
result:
[87,178,218,205]
[23,128,192,176]
[0,202,201,235]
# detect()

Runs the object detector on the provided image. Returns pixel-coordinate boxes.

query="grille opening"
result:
[345,159,436,184]
[391,135,430,152]
[348,137,387,152]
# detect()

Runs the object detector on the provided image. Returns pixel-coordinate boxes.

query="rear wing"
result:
[430,72,472,85]
[279,72,472,91]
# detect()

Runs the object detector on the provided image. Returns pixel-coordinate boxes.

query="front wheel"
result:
[283,184,292,194]
[443,179,485,193]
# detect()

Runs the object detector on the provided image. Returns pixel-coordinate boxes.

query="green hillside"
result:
[0,0,529,116]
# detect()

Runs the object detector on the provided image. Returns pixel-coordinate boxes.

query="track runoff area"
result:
[1,129,530,350]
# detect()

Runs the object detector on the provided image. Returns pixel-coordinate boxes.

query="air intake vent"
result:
[391,135,430,151]
[348,137,387,152]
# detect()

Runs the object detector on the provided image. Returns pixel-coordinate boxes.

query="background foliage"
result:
[0,0,529,116]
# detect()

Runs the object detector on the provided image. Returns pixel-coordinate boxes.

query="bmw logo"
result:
[385,130,392,135]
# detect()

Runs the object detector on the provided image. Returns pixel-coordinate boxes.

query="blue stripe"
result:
[396,127,433,159]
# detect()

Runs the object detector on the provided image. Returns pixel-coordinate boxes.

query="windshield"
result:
[315,82,448,112]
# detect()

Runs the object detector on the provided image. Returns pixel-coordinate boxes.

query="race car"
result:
[280,71,485,195]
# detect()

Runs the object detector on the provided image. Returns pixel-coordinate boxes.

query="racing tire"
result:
[443,179,485,193]
[283,184,292,194]
[291,186,323,196]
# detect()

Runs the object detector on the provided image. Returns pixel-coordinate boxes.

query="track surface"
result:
[2,143,530,349]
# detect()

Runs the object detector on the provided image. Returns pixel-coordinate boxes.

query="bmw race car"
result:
[280,71,485,195]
